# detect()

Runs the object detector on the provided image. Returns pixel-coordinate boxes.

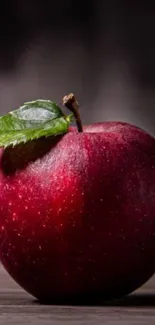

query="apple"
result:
[0,93,155,303]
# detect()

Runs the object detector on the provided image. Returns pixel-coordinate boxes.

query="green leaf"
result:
[0,100,64,130]
[0,99,72,148]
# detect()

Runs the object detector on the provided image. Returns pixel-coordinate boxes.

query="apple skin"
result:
[0,121,155,303]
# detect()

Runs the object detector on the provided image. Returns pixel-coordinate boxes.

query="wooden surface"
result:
[0,266,155,324]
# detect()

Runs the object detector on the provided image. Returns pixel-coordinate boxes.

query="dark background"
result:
[1,1,155,134]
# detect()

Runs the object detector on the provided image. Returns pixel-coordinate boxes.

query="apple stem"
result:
[63,93,83,132]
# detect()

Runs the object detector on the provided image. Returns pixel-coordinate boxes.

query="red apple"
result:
[0,95,155,303]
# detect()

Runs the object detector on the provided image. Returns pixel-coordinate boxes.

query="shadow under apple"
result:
[32,292,155,307]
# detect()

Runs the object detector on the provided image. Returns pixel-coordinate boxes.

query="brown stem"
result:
[63,93,83,132]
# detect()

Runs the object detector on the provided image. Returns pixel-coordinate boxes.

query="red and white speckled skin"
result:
[0,121,155,302]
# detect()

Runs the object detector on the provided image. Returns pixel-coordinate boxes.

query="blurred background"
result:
[0,1,155,134]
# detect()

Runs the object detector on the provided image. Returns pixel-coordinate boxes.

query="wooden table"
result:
[0,265,155,324]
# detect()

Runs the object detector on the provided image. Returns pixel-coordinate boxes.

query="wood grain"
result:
[0,266,155,324]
